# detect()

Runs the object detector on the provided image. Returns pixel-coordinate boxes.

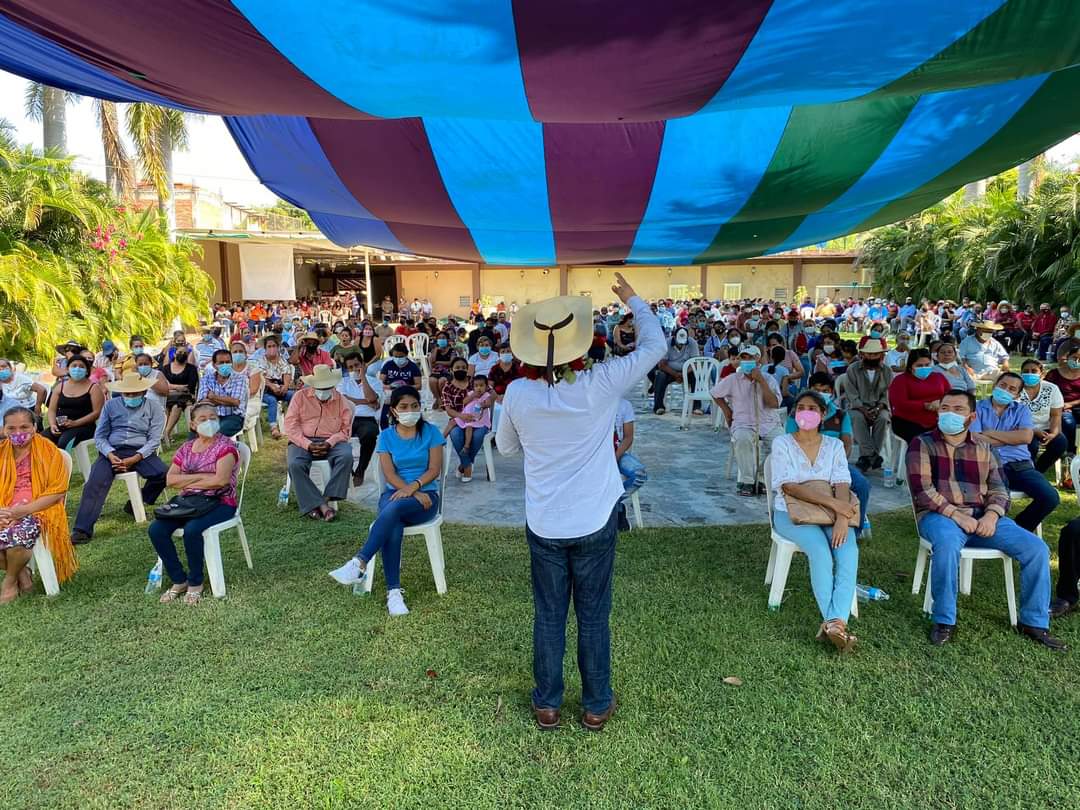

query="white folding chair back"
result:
[407,332,430,361]
[29,449,71,597]
[362,446,452,595]
[629,491,644,529]
[116,470,148,523]
[308,459,338,511]
[481,431,496,481]
[168,441,252,598]
[908,498,1017,626]
[833,373,849,409]
[762,456,858,617]
[383,335,406,357]
[679,356,720,429]
[72,438,96,481]
[1007,490,1042,538]
[1072,456,1080,501]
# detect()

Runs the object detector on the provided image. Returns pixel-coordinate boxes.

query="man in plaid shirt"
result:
[907,388,1064,651]
[197,349,248,437]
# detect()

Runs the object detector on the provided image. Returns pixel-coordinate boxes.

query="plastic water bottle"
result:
[276,483,290,508]
[856,583,890,602]
[860,518,872,540]
[882,465,894,488]
[352,581,367,597]
[144,559,162,594]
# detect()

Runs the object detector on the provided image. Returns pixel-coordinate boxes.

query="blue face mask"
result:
[1021,373,1041,387]
[938,411,967,435]
[437,338,448,348]
[817,391,833,404]
[393,356,409,367]
[0,370,11,382]
[913,366,933,380]
[136,365,153,377]
[216,363,233,378]
[122,396,144,409]
[1069,359,1080,371]
[232,352,246,365]
[739,360,756,375]
[68,366,88,381]
[869,330,882,339]
[991,387,1015,406]
[478,346,492,356]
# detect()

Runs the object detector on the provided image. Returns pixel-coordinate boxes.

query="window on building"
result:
[458,296,471,308]
[773,288,788,300]
[669,284,689,299]
[722,283,742,300]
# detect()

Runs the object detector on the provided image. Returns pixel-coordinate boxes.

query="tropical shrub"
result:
[0,136,211,365]
[857,169,1080,309]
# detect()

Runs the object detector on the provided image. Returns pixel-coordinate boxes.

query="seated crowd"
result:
[0,290,1078,661]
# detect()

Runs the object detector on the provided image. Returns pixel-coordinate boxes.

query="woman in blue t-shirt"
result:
[328,386,444,616]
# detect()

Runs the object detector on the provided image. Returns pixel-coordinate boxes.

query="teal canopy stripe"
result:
[0,1,1078,263]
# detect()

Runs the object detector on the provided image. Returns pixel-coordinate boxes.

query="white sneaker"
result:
[386,588,409,616]
[328,557,364,586]
[461,475,472,483]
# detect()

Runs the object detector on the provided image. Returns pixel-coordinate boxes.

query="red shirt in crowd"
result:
[888,370,951,429]
[1032,312,1058,335]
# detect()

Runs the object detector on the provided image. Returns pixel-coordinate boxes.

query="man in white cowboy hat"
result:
[70,371,167,545]
[496,273,665,733]
[958,320,1009,381]
[845,337,893,472]
[284,364,354,520]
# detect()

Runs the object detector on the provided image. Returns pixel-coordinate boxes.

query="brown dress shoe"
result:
[582,697,617,732]
[531,704,560,731]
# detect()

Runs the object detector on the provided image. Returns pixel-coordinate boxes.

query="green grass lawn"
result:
[7,441,1080,809]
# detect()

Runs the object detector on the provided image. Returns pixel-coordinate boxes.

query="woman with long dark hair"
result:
[328,386,445,617]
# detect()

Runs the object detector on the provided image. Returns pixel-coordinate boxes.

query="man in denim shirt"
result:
[70,372,167,544]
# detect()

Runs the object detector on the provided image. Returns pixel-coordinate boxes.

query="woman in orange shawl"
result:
[0,405,76,602]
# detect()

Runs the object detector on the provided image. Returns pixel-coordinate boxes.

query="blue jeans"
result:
[1062,408,1078,454]
[262,389,295,424]
[1002,460,1059,533]
[772,509,858,622]
[618,452,647,496]
[918,511,1050,627]
[527,506,617,714]
[358,489,439,591]
[1028,433,1068,474]
[148,503,237,587]
[1037,334,1054,361]
[449,425,488,470]
[848,464,870,530]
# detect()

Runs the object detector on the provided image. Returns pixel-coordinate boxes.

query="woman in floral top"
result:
[147,403,240,605]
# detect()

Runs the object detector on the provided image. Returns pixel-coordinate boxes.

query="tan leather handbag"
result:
[785,480,861,525]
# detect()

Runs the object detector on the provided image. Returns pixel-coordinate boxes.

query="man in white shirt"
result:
[886,332,911,372]
[497,273,665,733]
[958,321,1010,380]
[710,345,782,496]
[337,353,383,486]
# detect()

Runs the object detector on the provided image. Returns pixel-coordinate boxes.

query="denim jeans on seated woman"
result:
[528,505,617,715]
[449,425,488,469]
[772,509,858,623]
[847,464,870,531]
[358,489,439,591]
[148,503,237,587]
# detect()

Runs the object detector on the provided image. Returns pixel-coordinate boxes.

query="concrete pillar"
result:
[559,265,569,296]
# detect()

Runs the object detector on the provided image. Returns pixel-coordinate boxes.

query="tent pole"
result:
[364,247,374,320]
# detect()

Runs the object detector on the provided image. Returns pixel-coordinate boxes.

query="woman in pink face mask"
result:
[0,406,76,603]
[766,390,861,652]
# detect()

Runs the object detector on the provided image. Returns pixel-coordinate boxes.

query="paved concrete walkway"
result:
[346,379,913,527]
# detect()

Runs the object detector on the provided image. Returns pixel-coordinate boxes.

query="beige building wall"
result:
[192,239,222,302]
[401,269,473,317]
[707,263,794,301]
[225,243,243,302]
[481,267,560,306]
[568,266,701,302]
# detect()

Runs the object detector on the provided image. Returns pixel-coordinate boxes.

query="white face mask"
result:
[314,388,333,401]
[822,344,835,354]
[729,335,741,346]
[939,360,957,370]
[396,411,421,426]
[351,370,364,381]
[196,419,219,438]
[675,330,688,345]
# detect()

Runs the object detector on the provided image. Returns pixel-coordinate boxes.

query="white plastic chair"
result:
[1007,490,1042,539]
[165,442,252,599]
[383,335,406,357]
[308,459,338,512]
[909,499,1017,626]
[71,438,96,481]
[629,491,643,530]
[481,431,496,482]
[407,333,431,377]
[833,373,849,410]
[359,448,452,595]
[679,357,721,430]
[28,448,71,597]
[763,456,859,616]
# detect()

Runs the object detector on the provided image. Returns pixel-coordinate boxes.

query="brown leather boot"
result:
[582,697,617,732]
[532,704,560,731]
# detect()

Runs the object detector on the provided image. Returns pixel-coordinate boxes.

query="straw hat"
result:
[973,320,1003,332]
[510,295,594,370]
[298,331,321,342]
[858,337,887,353]
[300,364,342,389]
[108,371,154,394]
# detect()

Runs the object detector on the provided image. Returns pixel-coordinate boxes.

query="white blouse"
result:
[768,432,851,513]
[1019,380,1064,432]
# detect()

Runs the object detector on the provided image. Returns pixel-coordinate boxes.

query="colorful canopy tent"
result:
[2,1,1079,265]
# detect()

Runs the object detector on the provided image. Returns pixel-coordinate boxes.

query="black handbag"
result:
[153,493,221,521]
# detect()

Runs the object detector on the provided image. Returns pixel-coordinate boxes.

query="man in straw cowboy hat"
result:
[70,371,167,545]
[958,320,1010,381]
[496,273,665,732]
[284,364,354,521]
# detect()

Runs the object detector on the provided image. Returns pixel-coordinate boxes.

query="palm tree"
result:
[1016,154,1043,199]
[126,103,190,235]
[23,82,74,153]
[95,100,135,201]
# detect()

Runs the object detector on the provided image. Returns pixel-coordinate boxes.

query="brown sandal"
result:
[183,588,203,606]
[823,619,858,654]
[159,584,187,604]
